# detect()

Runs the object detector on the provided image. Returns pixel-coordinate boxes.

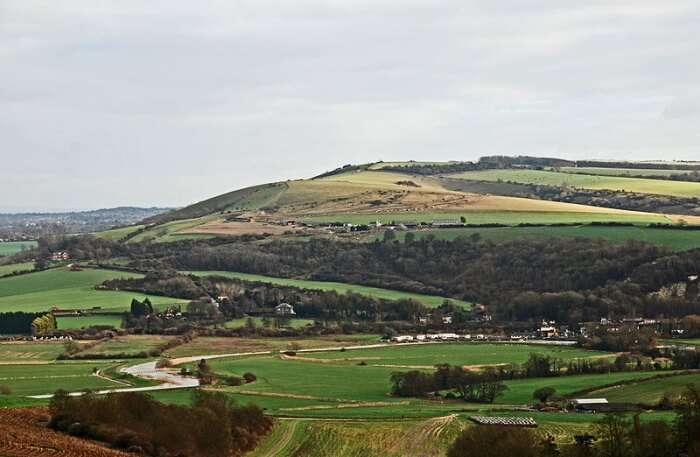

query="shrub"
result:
[243,372,257,383]
[0,385,12,395]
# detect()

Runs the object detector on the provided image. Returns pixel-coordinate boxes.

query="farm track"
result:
[253,420,300,457]
[0,408,130,457]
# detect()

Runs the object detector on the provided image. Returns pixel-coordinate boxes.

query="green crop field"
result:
[127,217,217,243]
[0,267,187,313]
[380,226,700,251]
[303,210,672,226]
[0,262,34,277]
[205,344,612,404]
[223,317,315,329]
[303,343,607,367]
[0,240,37,256]
[448,169,700,198]
[497,371,676,404]
[583,373,700,405]
[558,167,696,177]
[0,362,124,396]
[185,270,472,309]
[56,314,125,329]
[0,341,67,362]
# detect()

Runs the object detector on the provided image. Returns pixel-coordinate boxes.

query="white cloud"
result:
[1,0,699,209]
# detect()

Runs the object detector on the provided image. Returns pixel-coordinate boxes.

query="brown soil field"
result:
[0,407,130,457]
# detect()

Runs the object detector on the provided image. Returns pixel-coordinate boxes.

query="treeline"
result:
[0,312,50,335]
[447,386,700,457]
[391,352,656,401]
[390,365,507,403]
[49,390,272,457]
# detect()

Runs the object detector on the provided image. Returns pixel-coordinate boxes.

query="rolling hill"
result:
[99,159,700,242]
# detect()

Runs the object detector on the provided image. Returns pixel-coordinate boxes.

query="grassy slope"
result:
[95,224,145,241]
[185,270,472,309]
[380,226,700,251]
[77,335,174,357]
[449,169,700,198]
[583,373,700,404]
[0,267,186,313]
[559,167,696,177]
[303,211,671,225]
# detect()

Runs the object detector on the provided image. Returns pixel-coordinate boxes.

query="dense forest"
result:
[33,233,700,324]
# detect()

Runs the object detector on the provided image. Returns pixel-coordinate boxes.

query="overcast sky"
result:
[2,1,700,211]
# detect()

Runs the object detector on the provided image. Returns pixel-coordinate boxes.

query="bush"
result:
[0,385,12,395]
[243,372,257,383]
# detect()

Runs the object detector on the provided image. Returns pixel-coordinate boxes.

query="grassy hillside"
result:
[185,270,472,308]
[559,167,697,177]
[0,267,186,313]
[145,182,288,224]
[449,169,700,198]
[377,225,700,251]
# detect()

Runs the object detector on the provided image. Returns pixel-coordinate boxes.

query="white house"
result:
[274,303,296,316]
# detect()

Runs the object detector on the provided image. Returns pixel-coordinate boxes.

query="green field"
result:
[185,270,472,309]
[449,169,700,198]
[583,373,700,405]
[559,167,697,178]
[303,343,607,367]
[223,317,315,329]
[127,217,217,243]
[0,362,124,396]
[303,210,672,226]
[0,341,67,362]
[381,226,700,251]
[76,335,174,357]
[56,314,125,329]
[0,262,34,277]
[0,267,187,313]
[0,240,37,256]
[96,224,145,241]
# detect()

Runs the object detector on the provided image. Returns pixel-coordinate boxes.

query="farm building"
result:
[50,251,70,261]
[274,303,296,316]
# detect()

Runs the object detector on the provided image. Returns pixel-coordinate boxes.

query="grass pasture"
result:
[96,224,145,241]
[303,210,672,226]
[448,169,700,198]
[56,314,124,329]
[583,372,700,405]
[0,341,67,362]
[0,241,37,256]
[0,262,34,277]
[0,362,124,396]
[0,267,187,313]
[381,225,700,251]
[186,271,472,309]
